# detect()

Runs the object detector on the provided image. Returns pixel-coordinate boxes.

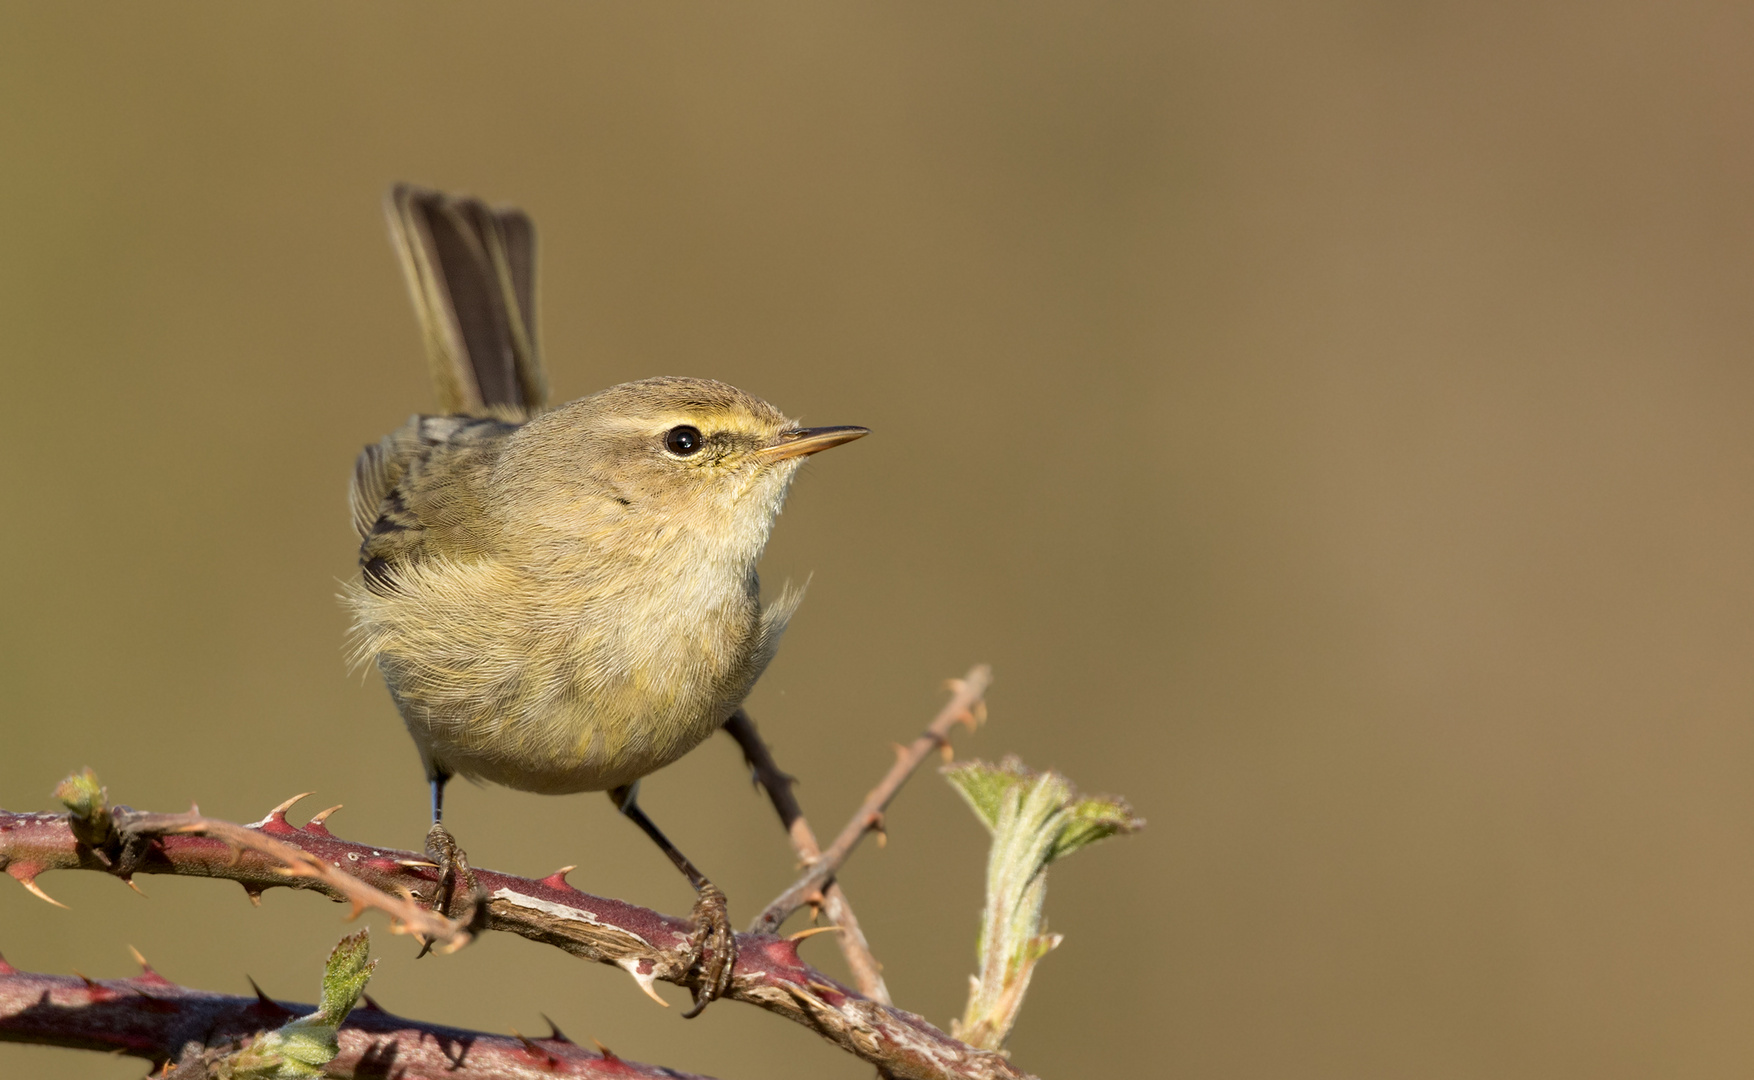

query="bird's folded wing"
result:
[351,415,519,594]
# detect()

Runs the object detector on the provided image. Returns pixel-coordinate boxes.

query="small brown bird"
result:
[345,185,865,1012]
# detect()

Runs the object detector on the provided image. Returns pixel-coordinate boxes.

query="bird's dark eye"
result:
[664,425,703,456]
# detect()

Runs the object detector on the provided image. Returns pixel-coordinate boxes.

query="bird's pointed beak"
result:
[756,425,870,462]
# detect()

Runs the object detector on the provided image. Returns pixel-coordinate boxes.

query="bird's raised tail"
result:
[385,183,549,419]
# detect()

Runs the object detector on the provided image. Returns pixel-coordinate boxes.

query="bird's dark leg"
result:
[609,782,735,1016]
[422,771,483,944]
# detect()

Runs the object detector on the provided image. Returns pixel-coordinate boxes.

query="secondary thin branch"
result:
[753,664,993,933]
[724,708,891,1004]
[0,953,711,1079]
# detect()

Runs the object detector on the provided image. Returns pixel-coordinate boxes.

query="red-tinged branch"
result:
[0,954,711,1079]
[724,708,892,1005]
[0,802,1032,1080]
[160,806,467,949]
[753,665,993,934]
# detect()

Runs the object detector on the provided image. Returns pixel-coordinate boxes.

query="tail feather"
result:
[385,184,548,418]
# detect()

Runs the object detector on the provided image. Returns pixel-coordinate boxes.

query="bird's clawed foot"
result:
[421,821,488,950]
[681,881,737,1017]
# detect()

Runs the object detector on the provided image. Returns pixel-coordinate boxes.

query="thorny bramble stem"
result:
[0,951,711,1079]
[724,708,893,1005]
[754,665,993,933]
[0,793,1029,1080]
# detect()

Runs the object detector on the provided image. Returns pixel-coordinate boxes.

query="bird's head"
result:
[495,377,866,564]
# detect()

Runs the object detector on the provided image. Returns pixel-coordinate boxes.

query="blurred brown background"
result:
[3,3,1752,1078]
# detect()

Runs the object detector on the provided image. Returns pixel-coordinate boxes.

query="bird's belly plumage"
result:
[402,664,737,795]
[356,551,777,796]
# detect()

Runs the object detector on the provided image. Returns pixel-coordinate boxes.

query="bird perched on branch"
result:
[344,184,866,1012]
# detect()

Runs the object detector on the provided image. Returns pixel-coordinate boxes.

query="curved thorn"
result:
[510,1029,549,1057]
[128,946,170,986]
[267,792,315,818]
[246,975,283,1011]
[540,1013,572,1043]
[539,865,577,889]
[252,793,313,833]
[616,958,668,1007]
[787,924,842,942]
[19,876,68,909]
[305,804,343,833]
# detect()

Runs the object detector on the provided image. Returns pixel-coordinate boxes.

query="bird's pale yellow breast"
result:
[348,377,813,794]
